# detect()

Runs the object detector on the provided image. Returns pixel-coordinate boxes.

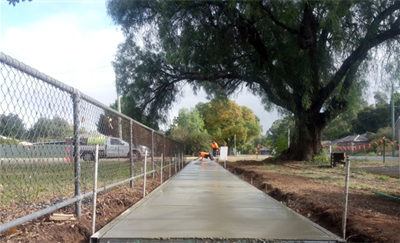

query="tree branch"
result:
[319,6,400,104]
[259,1,299,35]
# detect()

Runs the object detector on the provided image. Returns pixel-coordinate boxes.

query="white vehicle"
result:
[67,135,147,161]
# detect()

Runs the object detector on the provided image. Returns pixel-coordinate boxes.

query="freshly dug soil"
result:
[225,160,400,243]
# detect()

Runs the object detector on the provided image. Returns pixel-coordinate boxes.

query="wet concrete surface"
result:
[92,160,343,242]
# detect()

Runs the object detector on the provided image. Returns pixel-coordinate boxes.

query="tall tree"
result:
[196,99,262,149]
[107,1,400,161]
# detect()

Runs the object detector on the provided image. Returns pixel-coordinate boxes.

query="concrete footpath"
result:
[91,160,344,242]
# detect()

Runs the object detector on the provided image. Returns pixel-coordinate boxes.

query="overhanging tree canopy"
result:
[107,0,400,161]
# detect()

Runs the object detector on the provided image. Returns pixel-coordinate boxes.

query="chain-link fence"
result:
[0,52,185,233]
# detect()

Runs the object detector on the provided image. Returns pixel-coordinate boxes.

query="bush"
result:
[312,153,330,165]
[0,137,19,145]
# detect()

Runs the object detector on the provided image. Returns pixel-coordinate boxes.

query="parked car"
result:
[66,135,147,161]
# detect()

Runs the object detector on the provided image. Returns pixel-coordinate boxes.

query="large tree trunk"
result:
[279,114,325,161]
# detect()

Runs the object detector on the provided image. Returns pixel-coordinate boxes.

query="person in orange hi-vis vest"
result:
[211,140,219,157]
[194,151,215,161]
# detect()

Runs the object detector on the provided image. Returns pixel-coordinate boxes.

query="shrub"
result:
[312,153,330,165]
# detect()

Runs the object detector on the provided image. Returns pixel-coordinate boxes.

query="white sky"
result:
[0,0,280,133]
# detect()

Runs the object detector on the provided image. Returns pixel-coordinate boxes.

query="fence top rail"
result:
[0,51,172,141]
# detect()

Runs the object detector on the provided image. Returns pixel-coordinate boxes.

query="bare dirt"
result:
[225,159,400,243]
[1,159,400,243]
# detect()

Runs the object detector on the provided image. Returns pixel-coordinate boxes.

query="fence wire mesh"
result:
[0,52,184,232]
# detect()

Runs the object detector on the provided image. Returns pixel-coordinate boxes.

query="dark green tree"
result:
[97,113,116,137]
[107,1,400,161]
[266,117,294,150]
[322,115,353,141]
[110,94,160,130]
[351,94,400,134]
[351,105,389,134]
[0,113,26,140]
[29,117,72,142]
[168,108,209,154]
[322,97,367,141]
[170,127,212,155]
[275,133,289,156]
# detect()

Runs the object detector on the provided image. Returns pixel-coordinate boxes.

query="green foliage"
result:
[275,133,288,156]
[266,117,294,148]
[312,154,330,166]
[370,127,392,142]
[0,113,26,139]
[175,108,205,132]
[107,0,400,160]
[322,115,353,141]
[110,95,160,130]
[196,98,262,149]
[28,117,72,142]
[97,113,118,137]
[0,137,19,145]
[170,127,211,155]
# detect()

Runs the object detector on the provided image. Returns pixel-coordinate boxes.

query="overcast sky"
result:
[1,0,280,133]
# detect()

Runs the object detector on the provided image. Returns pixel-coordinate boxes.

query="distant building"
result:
[331,132,373,147]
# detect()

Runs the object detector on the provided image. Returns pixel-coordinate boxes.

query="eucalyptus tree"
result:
[107,0,400,161]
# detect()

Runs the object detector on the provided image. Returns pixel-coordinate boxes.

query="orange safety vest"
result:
[199,152,209,158]
[212,142,219,149]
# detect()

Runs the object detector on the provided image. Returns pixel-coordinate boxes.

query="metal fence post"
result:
[92,145,99,235]
[152,131,154,178]
[160,153,163,184]
[169,155,172,178]
[175,154,177,172]
[130,120,134,188]
[342,157,351,239]
[181,152,184,168]
[178,151,181,170]
[143,150,148,198]
[72,90,82,218]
